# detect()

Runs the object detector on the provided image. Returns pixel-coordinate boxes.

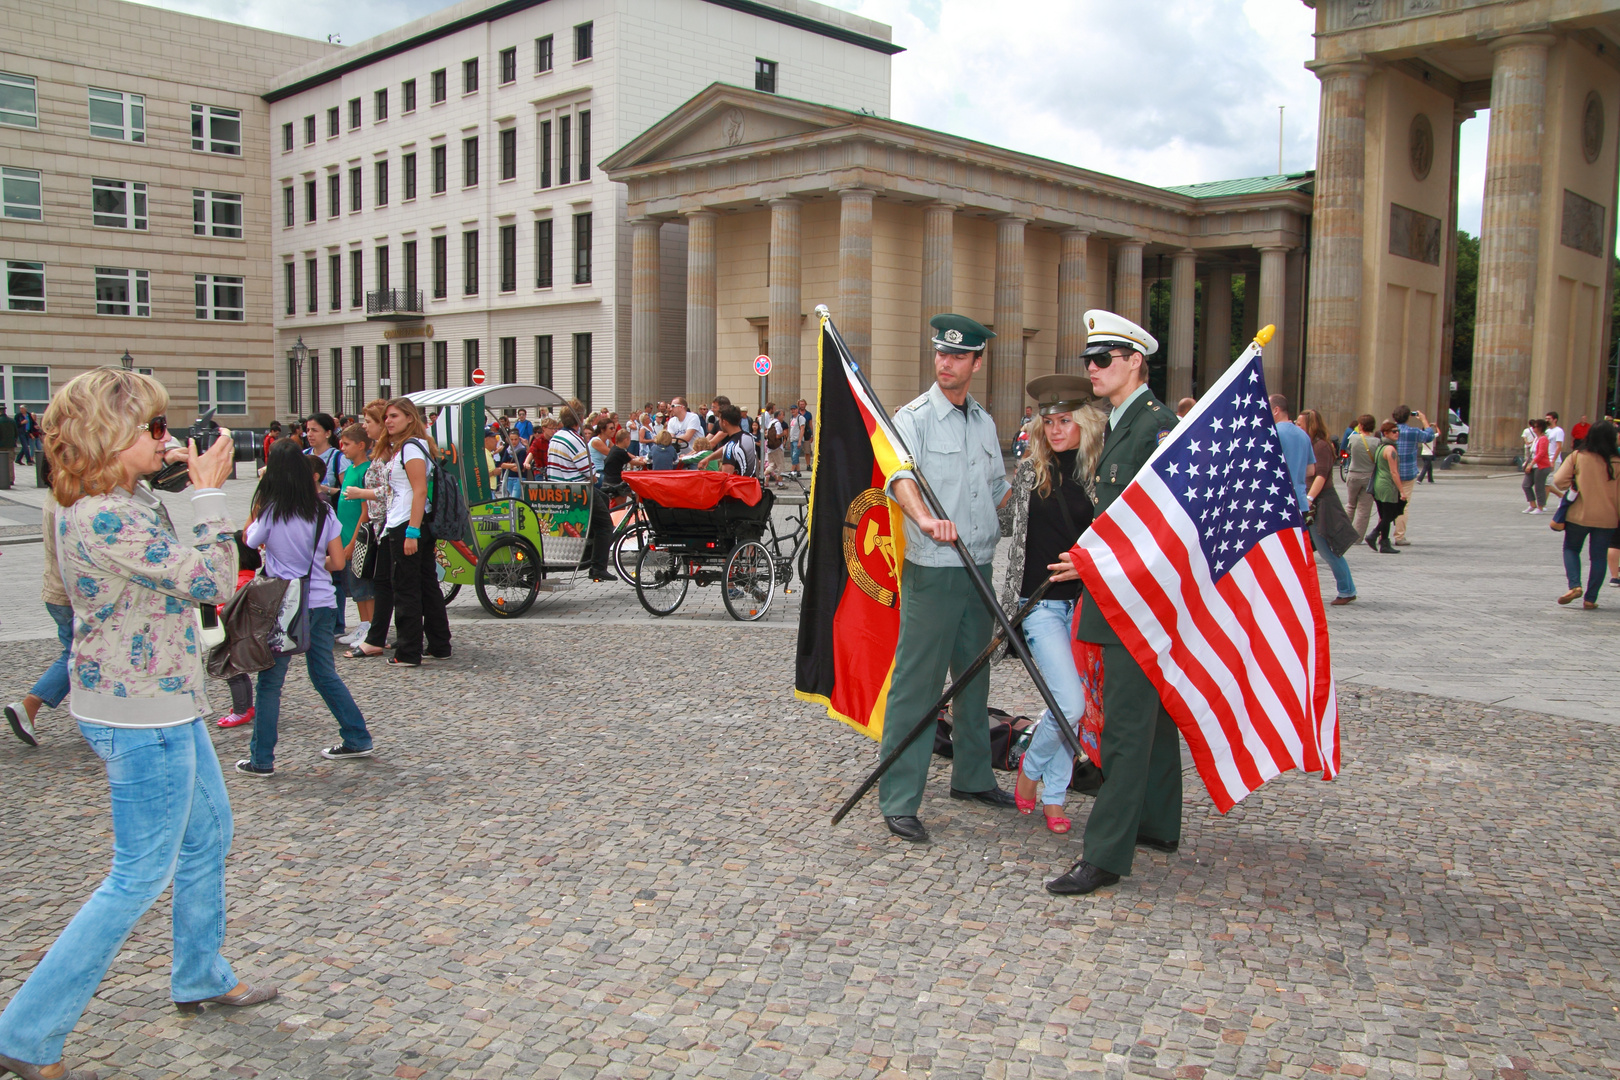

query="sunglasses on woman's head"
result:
[139,415,168,440]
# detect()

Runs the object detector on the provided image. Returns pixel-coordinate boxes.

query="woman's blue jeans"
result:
[0,719,237,1065]
[1017,597,1089,806]
[248,605,370,769]
[27,603,74,709]
[1309,520,1357,599]
[1563,523,1614,603]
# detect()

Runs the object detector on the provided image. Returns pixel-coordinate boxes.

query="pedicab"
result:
[407,383,602,619]
[622,470,777,621]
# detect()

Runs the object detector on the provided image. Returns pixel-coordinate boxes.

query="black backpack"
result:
[410,438,472,545]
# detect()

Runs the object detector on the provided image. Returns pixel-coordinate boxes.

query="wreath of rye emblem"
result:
[842,488,899,607]
[944,328,963,345]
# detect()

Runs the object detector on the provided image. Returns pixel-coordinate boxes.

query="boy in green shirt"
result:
[336,424,375,646]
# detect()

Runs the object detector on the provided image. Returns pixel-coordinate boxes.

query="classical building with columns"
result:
[1301,0,1620,464]
[603,84,1313,444]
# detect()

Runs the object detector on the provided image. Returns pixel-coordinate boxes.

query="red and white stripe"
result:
[1074,468,1339,812]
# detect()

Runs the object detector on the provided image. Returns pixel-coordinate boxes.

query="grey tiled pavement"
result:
[0,471,1618,1078]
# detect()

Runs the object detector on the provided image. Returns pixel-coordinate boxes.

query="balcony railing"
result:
[365,288,424,320]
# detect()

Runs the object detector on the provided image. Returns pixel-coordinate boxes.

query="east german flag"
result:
[794,313,910,740]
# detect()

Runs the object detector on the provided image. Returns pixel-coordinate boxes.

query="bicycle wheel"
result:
[612,524,649,584]
[722,540,775,622]
[475,534,541,618]
[635,546,690,616]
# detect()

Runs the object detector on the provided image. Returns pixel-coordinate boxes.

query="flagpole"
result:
[816,306,1089,767]
[830,576,1057,825]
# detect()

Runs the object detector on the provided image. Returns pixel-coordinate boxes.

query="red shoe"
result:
[1014,765,1037,814]
[217,707,254,729]
[1043,807,1072,834]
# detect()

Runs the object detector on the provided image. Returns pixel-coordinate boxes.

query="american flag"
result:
[1073,342,1340,812]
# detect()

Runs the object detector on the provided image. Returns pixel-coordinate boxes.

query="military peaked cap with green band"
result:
[930,313,995,354]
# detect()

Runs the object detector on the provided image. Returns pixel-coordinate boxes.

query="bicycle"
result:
[764,474,810,591]
[602,482,653,584]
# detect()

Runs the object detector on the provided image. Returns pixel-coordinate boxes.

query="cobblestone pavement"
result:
[2,617,1618,1079]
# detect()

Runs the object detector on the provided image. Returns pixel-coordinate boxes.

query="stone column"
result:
[1168,249,1197,403]
[683,210,717,405]
[1257,245,1290,393]
[838,188,875,369]
[1303,62,1372,429]
[768,198,802,405]
[1470,34,1555,464]
[1057,229,1089,375]
[1201,265,1233,390]
[991,216,1027,444]
[920,202,956,392]
[1114,241,1144,326]
[630,217,661,412]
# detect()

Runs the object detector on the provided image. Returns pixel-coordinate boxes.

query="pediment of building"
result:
[603,84,846,170]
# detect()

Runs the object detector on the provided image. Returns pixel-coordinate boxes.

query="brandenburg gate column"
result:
[1056,229,1089,376]
[1168,249,1197,402]
[838,188,875,368]
[1257,244,1289,392]
[1470,34,1555,465]
[920,203,956,392]
[1303,62,1371,429]
[1201,264,1233,391]
[991,216,1027,444]
[683,210,717,405]
[630,217,661,411]
[768,198,803,405]
[1114,241,1144,330]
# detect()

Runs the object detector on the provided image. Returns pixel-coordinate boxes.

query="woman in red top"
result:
[1522,419,1552,513]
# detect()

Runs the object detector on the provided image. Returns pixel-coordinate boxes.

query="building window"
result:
[328,173,340,217]
[535,335,552,387]
[575,22,593,61]
[349,166,362,212]
[463,229,479,295]
[191,104,241,155]
[574,333,591,406]
[350,346,364,413]
[755,59,778,94]
[93,178,147,230]
[306,257,318,313]
[374,88,388,122]
[194,189,243,237]
[0,72,39,129]
[499,224,516,292]
[536,35,553,73]
[90,88,145,142]
[431,144,447,193]
[305,178,317,222]
[2,167,42,220]
[578,110,590,181]
[329,252,341,310]
[198,370,248,416]
[0,365,51,415]
[403,239,418,298]
[500,127,516,180]
[463,58,479,94]
[378,344,391,399]
[195,274,244,321]
[282,122,293,152]
[431,69,447,103]
[573,211,591,284]
[348,97,361,128]
[463,339,479,384]
[535,218,552,287]
[94,267,149,317]
[287,354,301,415]
[463,136,478,187]
[304,114,316,144]
[558,115,571,185]
[403,152,417,200]
[432,235,447,298]
[5,261,44,311]
[499,337,517,383]
[349,249,363,307]
[282,185,294,227]
[375,159,388,206]
[284,262,295,316]
[375,244,390,293]
[402,78,417,113]
[500,47,517,84]
[539,120,552,188]
[434,340,448,388]
[327,106,340,137]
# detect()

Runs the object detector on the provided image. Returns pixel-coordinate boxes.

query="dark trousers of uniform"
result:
[1082,643,1182,876]
[877,562,997,817]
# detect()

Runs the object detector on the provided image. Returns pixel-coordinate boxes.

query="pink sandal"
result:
[1014,765,1037,814]
[1043,808,1072,834]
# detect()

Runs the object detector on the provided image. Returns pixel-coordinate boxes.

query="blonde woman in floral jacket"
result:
[0,369,275,1080]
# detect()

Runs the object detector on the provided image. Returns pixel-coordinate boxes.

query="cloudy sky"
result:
[143,0,1493,234]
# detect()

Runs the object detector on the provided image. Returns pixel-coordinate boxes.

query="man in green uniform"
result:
[878,313,1016,844]
[1045,309,1182,895]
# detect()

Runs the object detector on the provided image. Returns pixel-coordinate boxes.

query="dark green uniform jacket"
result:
[1075,388,1177,644]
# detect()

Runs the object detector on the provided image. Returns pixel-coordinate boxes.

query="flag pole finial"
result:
[815,303,830,319]
[1255,324,1276,347]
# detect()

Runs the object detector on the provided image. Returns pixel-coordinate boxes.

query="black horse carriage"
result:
[623,471,778,622]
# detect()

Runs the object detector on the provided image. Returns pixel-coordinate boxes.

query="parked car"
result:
[1446,409,1469,447]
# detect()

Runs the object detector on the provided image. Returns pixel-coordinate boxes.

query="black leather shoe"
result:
[949,786,1018,808]
[1136,834,1179,853]
[884,815,930,843]
[1045,859,1120,895]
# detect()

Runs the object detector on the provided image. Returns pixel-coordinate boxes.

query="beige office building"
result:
[0,0,334,426]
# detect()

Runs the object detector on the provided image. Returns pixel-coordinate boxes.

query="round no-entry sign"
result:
[471,368,486,385]
[754,354,772,377]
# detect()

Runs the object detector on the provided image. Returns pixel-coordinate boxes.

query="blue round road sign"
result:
[754,354,771,377]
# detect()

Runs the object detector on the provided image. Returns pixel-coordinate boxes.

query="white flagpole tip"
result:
[815,304,830,318]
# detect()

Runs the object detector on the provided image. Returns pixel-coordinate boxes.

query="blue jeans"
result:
[0,718,237,1064]
[248,606,370,769]
[28,603,74,708]
[332,568,348,635]
[1017,597,1089,806]
[503,475,522,498]
[1563,523,1614,603]
[1309,520,1357,599]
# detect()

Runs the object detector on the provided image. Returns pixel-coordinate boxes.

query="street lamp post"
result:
[119,349,133,372]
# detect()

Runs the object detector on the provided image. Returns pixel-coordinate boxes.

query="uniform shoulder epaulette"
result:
[901,394,929,413]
